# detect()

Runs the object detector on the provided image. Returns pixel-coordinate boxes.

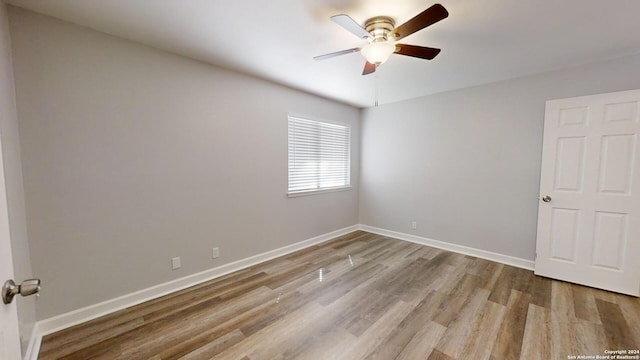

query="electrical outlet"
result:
[411,221,417,229]
[212,247,220,259]
[171,257,181,270]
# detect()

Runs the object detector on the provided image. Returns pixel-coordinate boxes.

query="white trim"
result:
[23,322,41,360]
[27,224,359,358]
[287,186,352,198]
[358,224,535,270]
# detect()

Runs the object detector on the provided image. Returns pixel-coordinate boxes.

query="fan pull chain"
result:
[375,67,379,107]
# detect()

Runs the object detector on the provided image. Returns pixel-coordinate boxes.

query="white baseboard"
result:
[26,224,359,360]
[358,224,535,271]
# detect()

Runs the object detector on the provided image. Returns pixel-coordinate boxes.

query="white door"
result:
[0,136,22,357]
[535,89,640,296]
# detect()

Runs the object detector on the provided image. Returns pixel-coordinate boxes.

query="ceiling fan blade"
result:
[331,14,371,39]
[393,4,448,41]
[313,47,361,61]
[394,44,441,60]
[362,61,376,75]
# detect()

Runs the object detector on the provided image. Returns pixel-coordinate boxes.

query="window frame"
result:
[287,115,352,197]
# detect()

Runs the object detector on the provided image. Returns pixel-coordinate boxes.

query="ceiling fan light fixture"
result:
[315,4,448,75]
[361,41,395,65]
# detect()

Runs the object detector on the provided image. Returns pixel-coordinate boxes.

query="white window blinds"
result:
[288,116,351,194]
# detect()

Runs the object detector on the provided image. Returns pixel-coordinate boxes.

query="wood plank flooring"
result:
[38,231,640,360]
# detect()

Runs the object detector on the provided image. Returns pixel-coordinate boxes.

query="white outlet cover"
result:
[171,257,181,270]
[212,247,220,259]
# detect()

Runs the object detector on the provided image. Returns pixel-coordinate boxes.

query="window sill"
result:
[287,186,352,198]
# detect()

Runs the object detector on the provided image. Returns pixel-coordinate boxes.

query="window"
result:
[288,116,351,195]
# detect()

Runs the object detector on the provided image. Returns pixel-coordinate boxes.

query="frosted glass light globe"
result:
[361,42,395,65]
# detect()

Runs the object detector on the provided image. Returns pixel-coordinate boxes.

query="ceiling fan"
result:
[314,3,448,75]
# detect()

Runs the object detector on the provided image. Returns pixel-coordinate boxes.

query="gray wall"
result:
[0,2,35,354]
[360,53,640,261]
[9,8,360,319]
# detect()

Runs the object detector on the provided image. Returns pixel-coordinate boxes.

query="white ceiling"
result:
[7,0,640,108]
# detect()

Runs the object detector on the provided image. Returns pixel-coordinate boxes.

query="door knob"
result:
[541,195,552,203]
[2,279,40,304]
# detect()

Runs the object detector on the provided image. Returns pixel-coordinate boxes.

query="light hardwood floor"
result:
[38,231,640,360]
